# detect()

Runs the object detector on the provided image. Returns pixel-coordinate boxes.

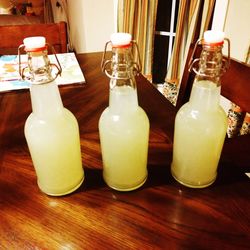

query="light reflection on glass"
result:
[191,110,198,119]
[113,115,120,122]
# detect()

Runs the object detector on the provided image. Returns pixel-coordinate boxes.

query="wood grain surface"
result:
[0,52,249,249]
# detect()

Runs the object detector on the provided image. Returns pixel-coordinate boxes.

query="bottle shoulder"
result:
[25,108,78,128]
[99,106,149,126]
[100,105,148,118]
[176,102,227,125]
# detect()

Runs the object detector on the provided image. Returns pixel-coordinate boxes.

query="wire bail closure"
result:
[18,43,62,84]
[188,37,231,76]
[101,40,142,80]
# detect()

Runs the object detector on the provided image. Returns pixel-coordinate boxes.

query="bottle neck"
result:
[27,49,63,116]
[195,44,223,86]
[108,45,138,111]
[189,80,221,110]
[189,43,224,110]
[27,49,54,84]
[30,81,64,116]
[110,45,136,89]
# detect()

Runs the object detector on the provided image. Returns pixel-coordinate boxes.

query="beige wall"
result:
[213,0,250,63]
[223,0,250,62]
[212,0,250,112]
[68,0,116,53]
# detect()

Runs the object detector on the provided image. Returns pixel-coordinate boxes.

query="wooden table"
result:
[0,52,249,249]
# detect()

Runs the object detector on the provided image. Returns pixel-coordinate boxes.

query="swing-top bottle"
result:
[99,33,149,191]
[20,36,84,196]
[171,30,230,188]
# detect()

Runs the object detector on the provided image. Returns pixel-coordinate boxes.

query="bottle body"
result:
[20,37,84,195]
[99,33,150,191]
[171,80,227,187]
[171,31,229,188]
[99,85,149,191]
[25,82,84,196]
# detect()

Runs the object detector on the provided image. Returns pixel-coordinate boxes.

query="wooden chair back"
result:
[0,22,67,55]
[176,43,250,113]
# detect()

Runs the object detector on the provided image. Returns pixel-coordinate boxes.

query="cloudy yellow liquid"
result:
[25,108,84,196]
[171,80,227,188]
[99,86,149,191]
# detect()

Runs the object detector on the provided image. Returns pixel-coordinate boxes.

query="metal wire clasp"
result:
[101,40,142,79]
[18,43,62,84]
[188,37,231,75]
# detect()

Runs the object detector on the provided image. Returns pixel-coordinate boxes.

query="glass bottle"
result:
[19,36,84,196]
[99,33,149,191]
[171,30,230,188]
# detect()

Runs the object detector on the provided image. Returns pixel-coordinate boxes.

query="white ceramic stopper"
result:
[204,30,225,44]
[110,33,132,47]
[23,36,46,50]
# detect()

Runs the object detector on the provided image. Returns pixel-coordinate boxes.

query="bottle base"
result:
[37,175,84,196]
[103,174,147,192]
[171,170,216,188]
